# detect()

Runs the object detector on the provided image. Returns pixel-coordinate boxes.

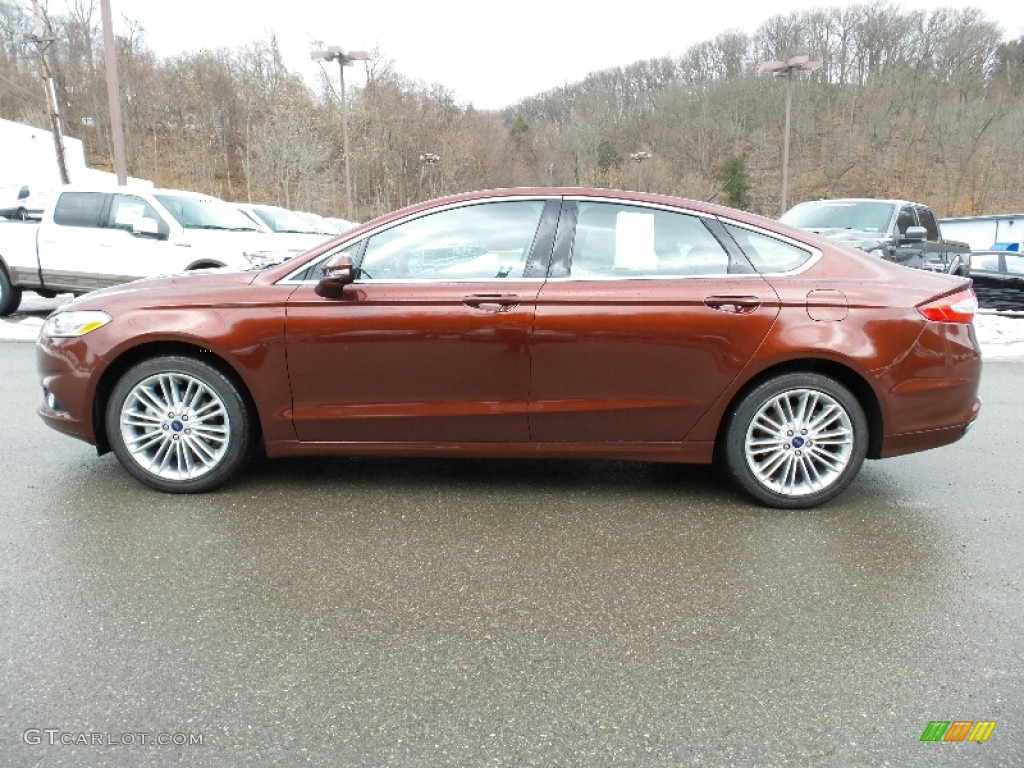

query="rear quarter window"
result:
[724,223,813,273]
[52,192,107,228]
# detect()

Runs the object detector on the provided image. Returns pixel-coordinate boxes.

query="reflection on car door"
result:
[530,200,780,442]
[285,199,558,443]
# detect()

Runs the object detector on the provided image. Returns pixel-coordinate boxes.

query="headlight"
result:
[42,310,112,338]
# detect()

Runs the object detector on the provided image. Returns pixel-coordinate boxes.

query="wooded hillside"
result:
[2,1,1022,220]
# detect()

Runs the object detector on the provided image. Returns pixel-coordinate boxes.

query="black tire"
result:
[720,373,868,509]
[105,355,253,493]
[0,265,23,317]
[16,207,28,221]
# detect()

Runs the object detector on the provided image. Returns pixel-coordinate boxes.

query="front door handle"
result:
[704,295,762,314]
[463,294,521,312]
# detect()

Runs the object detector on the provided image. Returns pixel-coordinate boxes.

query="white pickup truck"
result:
[0,185,300,316]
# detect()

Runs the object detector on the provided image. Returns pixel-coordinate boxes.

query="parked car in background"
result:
[969,249,1024,311]
[293,210,342,235]
[0,186,285,315]
[36,187,981,509]
[780,198,971,276]
[326,216,359,232]
[0,183,51,220]
[234,203,333,257]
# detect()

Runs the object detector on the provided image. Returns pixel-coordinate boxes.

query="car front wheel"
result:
[721,373,868,509]
[105,355,253,493]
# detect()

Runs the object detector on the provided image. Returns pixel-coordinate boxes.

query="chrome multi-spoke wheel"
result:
[722,374,867,509]
[107,356,253,492]
[119,372,230,482]
[744,388,854,498]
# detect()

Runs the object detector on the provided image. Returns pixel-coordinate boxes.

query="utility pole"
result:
[23,0,69,185]
[100,0,128,185]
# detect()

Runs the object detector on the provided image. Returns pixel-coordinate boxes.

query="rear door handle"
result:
[463,294,521,312]
[704,295,762,314]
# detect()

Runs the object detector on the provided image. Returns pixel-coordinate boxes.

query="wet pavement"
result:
[1,342,1022,767]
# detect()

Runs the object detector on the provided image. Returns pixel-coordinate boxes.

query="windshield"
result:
[155,194,259,231]
[250,206,320,234]
[297,212,341,234]
[780,201,896,233]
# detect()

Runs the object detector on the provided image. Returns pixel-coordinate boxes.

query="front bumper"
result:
[36,334,105,447]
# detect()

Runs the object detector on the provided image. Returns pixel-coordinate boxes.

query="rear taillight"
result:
[916,288,977,324]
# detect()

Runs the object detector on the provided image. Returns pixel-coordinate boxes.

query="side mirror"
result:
[902,225,927,243]
[132,217,167,240]
[315,252,357,298]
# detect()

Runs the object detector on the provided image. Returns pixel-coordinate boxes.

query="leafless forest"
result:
[2,1,1022,221]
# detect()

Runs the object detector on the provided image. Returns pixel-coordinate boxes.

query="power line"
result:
[0,72,47,105]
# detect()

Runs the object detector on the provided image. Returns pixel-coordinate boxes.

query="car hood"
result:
[58,269,263,313]
[798,227,891,253]
[262,232,335,257]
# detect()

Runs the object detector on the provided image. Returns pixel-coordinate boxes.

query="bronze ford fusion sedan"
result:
[36,188,982,508]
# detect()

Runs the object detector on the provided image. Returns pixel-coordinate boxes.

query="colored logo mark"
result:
[920,720,997,742]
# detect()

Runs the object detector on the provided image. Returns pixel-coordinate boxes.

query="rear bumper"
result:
[880,398,981,458]
[875,319,982,458]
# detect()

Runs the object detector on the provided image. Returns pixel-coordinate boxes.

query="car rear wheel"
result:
[721,373,867,509]
[105,355,253,493]
[0,265,23,316]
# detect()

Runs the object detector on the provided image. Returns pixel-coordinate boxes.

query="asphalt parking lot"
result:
[1,339,1022,767]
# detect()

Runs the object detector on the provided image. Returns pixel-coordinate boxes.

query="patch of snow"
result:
[974,309,1024,360]
[3,316,44,341]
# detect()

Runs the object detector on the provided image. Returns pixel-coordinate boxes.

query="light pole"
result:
[630,151,651,191]
[420,153,440,197]
[760,54,821,215]
[312,46,370,220]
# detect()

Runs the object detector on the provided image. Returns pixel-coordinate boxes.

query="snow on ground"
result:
[973,308,1024,360]
[3,293,1024,359]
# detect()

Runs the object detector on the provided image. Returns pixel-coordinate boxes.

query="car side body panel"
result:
[35,188,982,498]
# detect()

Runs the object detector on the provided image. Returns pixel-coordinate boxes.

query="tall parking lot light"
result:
[420,153,440,197]
[761,55,821,215]
[312,47,370,220]
[630,151,651,191]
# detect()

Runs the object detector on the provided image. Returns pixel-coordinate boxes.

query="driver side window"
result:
[108,194,163,232]
[358,201,545,280]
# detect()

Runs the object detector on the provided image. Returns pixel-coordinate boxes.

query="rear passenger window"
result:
[570,202,730,277]
[725,224,813,273]
[53,192,107,228]
[896,207,916,235]
[917,208,940,241]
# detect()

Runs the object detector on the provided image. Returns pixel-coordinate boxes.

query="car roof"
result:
[152,188,228,200]
[789,197,918,208]
[371,186,785,228]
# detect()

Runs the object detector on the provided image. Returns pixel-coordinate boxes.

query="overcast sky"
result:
[66,1,1024,110]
